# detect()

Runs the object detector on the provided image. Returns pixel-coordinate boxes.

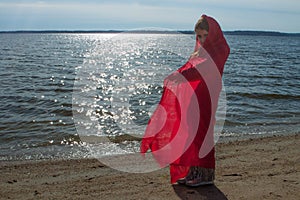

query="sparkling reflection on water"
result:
[73,32,196,156]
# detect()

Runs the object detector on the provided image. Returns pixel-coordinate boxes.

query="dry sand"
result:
[1,134,299,200]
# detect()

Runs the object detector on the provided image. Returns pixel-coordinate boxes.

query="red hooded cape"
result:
[140,15,230,183]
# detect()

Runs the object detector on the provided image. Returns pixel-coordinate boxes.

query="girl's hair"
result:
[194,17,209,32]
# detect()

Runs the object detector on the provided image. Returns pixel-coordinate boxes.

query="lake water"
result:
[0,33,299,160]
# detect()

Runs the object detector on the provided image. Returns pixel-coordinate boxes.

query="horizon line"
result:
[0,29,299,35]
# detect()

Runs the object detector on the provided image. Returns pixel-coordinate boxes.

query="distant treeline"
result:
[223,30,300,37]
[0,30,299,37]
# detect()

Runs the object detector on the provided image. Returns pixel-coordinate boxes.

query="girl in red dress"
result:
[141,14,230,186]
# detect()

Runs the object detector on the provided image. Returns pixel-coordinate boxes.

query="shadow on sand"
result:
[172,184,228,200]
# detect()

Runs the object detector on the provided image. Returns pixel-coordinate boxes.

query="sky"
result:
[0,0,299,33]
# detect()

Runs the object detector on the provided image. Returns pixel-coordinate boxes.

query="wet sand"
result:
[0,134,299,200]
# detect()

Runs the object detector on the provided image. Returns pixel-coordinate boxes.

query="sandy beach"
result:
[1,134,299,200]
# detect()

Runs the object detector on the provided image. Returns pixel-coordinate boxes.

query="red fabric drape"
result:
[140,15,230,183]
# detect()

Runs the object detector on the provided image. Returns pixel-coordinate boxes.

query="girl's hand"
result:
[189,51,199,60]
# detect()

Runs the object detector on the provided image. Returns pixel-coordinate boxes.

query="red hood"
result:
[194,15,230,74]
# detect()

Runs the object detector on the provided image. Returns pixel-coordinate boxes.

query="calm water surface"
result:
[0,33,299,160]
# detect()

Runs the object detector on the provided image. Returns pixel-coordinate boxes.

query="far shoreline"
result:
[0,30,300,37]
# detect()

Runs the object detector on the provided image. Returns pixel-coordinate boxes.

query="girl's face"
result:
[195,29,209,45]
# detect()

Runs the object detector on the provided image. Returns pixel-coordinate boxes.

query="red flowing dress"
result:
[140,15,230,183]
